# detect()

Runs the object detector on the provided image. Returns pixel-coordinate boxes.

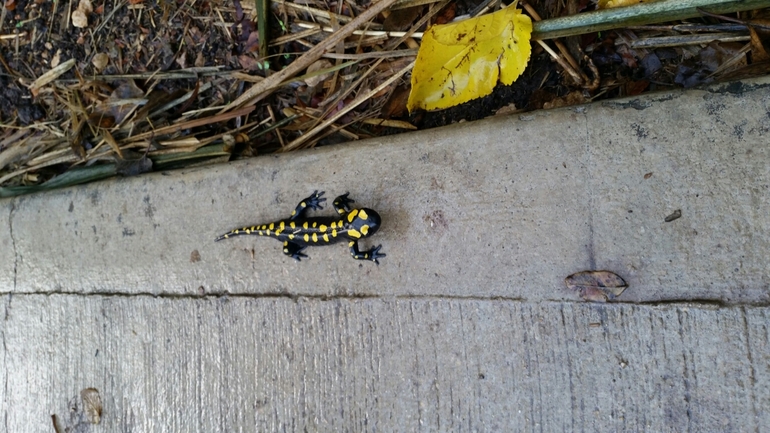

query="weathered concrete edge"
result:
[0,202,14,290]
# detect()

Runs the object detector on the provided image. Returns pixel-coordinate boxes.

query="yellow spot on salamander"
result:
[331,221,337,229]
[280,221,285,230]
[290,222,296,229]
[266,230,271,235]
[261,225,267,230]
[348,229,361,238]
[312,221,317,228]
[323,234,329,242]
[234,230,239,234]
[312,233,318,242]
[224,234,229,238]
[304,234,310,242]
[289,234,295,240]
[269,223,274,230]
[361,225,370,236]
[358,209,368,220]
[284,248,289,253]
[347,209,358,222]
[291,210,296,216]
[303,221,309,229]
[301,202,307,207]
[349,241,355,247]
[364,254,369,259]
[245,229,251,234]
[275,229,283,235]
[284,242,288,246]
[257,231,263,236]
[319,224,327,232]
[332,229,337,237]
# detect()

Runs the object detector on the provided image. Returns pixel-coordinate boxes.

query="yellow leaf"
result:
[407,3,532,112]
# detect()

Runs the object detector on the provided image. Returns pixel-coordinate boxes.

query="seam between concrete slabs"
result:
[3,291,770,309]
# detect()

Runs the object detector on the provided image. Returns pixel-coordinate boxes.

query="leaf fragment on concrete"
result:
[565,270,628,302]
[664,209,681,222]
[407,3,532,112]
[80,388,102,424]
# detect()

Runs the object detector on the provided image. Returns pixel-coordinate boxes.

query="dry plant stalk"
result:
[220,0,400,112]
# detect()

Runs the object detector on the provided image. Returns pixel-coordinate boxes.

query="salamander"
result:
[215,191,385,264]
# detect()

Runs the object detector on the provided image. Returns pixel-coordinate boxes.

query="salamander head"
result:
[348,208,381,238]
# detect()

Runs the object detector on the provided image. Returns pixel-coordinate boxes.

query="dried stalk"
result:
[220,0,400,112]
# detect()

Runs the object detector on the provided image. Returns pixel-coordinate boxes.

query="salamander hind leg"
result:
[283,241,309,261]
[348,241,386,265]
[290,190,326,220]
[332,192,355,216]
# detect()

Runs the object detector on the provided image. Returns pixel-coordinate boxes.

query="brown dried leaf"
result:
[383,7,421,31]
[565,270,628,302]
[116,153,153,176]
[92,52,109,72]
[304,60,333,88]
[749,23,770,62]
[80,388,102,424]
[72,0,93,28]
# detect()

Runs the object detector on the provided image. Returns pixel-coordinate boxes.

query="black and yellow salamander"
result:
[215,191,386,264]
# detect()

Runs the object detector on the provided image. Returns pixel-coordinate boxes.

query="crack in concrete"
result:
[1,295,9,433]
[582,109,596,270]
[741,306,760,433]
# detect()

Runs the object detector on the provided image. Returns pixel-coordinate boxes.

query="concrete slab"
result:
[4,78,770,302]
[590,87,770,303]
[3,295,768,432]
[0,202,14,290]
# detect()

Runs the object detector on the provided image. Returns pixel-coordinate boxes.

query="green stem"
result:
[532,0,770,40]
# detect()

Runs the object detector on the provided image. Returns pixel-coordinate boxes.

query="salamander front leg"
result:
[348,241,386,265]
[283,241,308,261]
[290,190,326,220]
[333,192,355,216]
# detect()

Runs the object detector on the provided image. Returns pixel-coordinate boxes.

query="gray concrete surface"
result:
[4,296,769,432]
[4,79,770,302]
[1,77,770,431]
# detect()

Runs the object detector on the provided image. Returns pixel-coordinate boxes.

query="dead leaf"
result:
[92,52,109,72]
[565,270,628,302]
[749,22,770,61]
[80,388,102,424]
[382,85,411,118]
[304,60,333,88]
[383,7,421,31]
[542,91,586,109]
[644,172,653,179]
[72,0,93,28]
[408,2,532,112]
[116,149,153,176]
